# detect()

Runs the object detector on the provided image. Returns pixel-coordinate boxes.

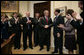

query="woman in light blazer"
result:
[58,9,77,54]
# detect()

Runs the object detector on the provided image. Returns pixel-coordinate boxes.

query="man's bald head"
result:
[26,12,30,17]
[44,10,49,17]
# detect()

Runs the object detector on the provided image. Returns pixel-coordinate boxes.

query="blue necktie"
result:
[27,17,30,29]
[54,16,58,23]
[53,16,58,26]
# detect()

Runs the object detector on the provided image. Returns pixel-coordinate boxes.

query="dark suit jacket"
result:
[70,12,84,43]
[39,17,53,34]
[70,12,83,29]
[10,17,21,33]
[1,21,9,39]
[53,15,64,36]
[21,17,34,32]
[33,18,39,31]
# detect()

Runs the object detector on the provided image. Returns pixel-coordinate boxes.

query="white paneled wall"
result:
[19,1,29,17]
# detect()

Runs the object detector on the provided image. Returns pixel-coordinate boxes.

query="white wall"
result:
[19,1,29,17]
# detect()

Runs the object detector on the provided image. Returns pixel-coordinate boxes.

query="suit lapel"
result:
[13,18,16,22]
[55,15,60,22]
[47,18,49,24]
[25,17,27,22]
[29,17,31,20]
[44,17,46,22]
[42,17,47,24]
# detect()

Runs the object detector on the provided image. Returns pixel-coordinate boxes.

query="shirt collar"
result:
[14,17,17,20]
[26,17,29,20]
[56,14,60,18]
[26,17,29,18]
[45,16,48,19]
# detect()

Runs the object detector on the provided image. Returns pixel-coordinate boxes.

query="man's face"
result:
[54,11,58,16]
[1,16,7,21]
[1,16,4,21]
[1,15,5,19]
[78,2,83,10]
[35,13,40,18]
[13,14,17,18]
[44,11,49,17]
[26,12,30,17]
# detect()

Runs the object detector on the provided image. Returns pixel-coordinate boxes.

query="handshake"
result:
[44,25,49,29]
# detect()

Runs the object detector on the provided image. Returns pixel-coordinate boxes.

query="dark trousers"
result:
[78,35,84,54]
[79,42,83,54]
[77,33,84,54]
[39,32,50,50]
[34,29,39,46]
[54,33,63,54]
[14,31,21,48]
[23,30,32,49]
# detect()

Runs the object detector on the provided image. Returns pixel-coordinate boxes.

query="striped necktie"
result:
[46,17,48,24]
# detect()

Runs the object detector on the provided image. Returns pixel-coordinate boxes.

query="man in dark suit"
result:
[33,13,40,47]
[10,13,21,49]
[39,10,53,51]
[52,9,64,54]
[1,14,9,40]
[21,12,34,51]
[69,1,83,54]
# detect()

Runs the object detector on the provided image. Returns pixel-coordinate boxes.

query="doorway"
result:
[34,1,50,17]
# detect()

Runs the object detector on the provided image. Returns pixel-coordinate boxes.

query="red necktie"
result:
[46,18,48,24]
